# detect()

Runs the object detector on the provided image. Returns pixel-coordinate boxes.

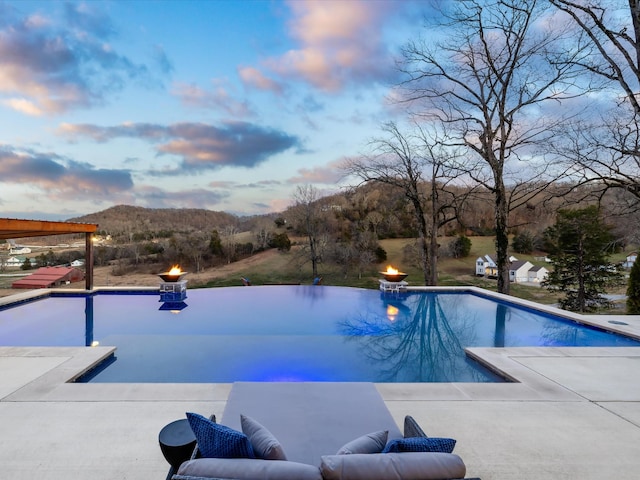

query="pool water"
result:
[0,286,638,383]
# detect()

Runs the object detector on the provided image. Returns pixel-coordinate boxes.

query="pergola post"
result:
[85,232,94,291]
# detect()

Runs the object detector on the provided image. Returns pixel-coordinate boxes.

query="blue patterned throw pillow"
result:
[186,412,255,459]
[382,436,456,454]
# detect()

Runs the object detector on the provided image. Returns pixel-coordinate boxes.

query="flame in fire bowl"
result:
[380,266,407,282]
[158,266,188,282]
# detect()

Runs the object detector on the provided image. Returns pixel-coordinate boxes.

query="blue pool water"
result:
[0,286,638,383]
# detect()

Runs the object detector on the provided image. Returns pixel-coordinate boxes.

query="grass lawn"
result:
[194,235,631,310]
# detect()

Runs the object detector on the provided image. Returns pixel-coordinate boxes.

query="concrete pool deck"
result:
[1,344,639,480]
[1,288,640,479]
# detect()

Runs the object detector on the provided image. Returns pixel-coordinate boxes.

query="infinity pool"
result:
[0,286,638,383]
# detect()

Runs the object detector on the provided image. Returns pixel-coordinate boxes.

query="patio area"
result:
[1,342,639,480]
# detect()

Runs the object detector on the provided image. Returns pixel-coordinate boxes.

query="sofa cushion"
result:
[320,452,467,480]
[186,412,254,459]
[177,458,322,480]
[382,437,456,454]
[241,414,287,460]
[336,430,388,455]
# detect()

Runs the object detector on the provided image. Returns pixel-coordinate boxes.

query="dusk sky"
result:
[0,0,430,220]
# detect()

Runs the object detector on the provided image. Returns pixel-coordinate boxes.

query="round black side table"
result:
[159,419,197,475]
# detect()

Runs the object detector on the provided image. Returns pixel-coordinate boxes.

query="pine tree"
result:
[542,206,621,313]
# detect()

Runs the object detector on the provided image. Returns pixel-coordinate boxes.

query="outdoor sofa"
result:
[170,382,477,480]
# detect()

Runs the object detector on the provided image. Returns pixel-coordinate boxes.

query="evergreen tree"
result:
[542,206,621,312]
[209,230,223,256]
[512,231,535,254]
[627,259,640,314]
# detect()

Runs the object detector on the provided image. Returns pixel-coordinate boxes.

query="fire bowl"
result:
[380,272,408,282]
[158,272,188,282]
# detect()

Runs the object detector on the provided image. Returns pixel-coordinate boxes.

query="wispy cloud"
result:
[288,158,345,184]
[58,121,302,172]
[131,185,229,209]
[172,80,253,117]
[238,66,285,94]
[0,145,133,199]
[0,2,159,115]
[208,180,237,189]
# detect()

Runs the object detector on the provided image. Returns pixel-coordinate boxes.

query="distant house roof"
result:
[509,260,531,270]
[529,265,546,272]
[12,266,84,289]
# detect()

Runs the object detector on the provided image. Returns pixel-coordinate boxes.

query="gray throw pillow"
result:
[177,458,322,480]
[336,430,388,454]
[240,414,288,460]
[320,452,467,480]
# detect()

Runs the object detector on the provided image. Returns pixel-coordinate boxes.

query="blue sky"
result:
[0,0,427,220]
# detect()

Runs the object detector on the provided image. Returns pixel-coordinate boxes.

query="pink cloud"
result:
[264,0,398,92]
[238,66,284,94]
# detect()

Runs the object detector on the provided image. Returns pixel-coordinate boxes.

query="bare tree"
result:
[550,0,640,204]
[291,185,326,279]
[345,121,465,285]
[220,225,239,264]
[182,232,208,273]
[397,0,590,294]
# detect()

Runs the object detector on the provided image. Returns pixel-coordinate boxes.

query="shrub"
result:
[627,259,640,314]
[374,246,387,263]
[449,235,472,258]
[269,232,291,251]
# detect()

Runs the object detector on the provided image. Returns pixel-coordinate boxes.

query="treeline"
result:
[67,205,243,241]
[42,180,636,276]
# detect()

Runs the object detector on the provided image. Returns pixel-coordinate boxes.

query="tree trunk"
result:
[577,237,586,312]
[412,197,432,285]
[495,181,510,295]
[428,175,439,285]
[310,237,318,278]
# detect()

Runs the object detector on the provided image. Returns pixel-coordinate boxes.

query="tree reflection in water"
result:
[338,292,491,382]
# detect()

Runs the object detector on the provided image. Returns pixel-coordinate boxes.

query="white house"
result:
[475,254,518,277]
[70,259,85,267]
[10,247,31,255]
[527,265,549,283]
[476,254,548,284]
[509,260,534,283]
[5,255,26,267]
[475,255,496,276]
[623,253,637,269]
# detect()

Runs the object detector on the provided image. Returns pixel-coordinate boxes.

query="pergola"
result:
[0,218,99,290]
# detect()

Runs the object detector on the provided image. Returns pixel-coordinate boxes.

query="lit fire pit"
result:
[380,265,407,283]
[158,265,188,282]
